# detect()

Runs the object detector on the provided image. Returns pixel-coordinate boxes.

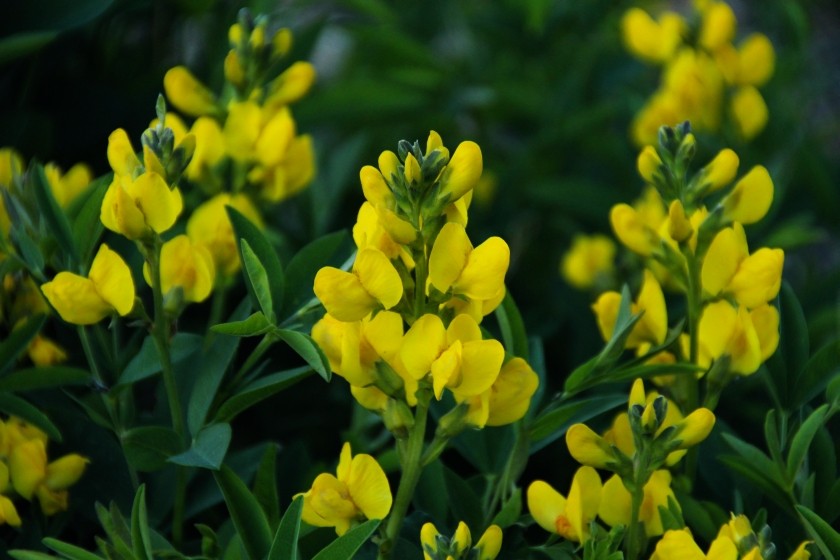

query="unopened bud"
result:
[637,146,662,183]
[668,200,693,243]
[383,399,414,439]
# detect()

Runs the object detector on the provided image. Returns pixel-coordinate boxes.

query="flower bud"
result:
[722,165,773,225]
[701,148,739,194]
[637,146,662,183]
[439,141,482,202]
[566,424,617,469]
[163,66,217,117]
[668,200,693,243]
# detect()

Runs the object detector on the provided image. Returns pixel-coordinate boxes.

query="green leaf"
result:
[11,229,44,277]
[71,175,109,265]
[0,31,58,65]
[213,465,273,560]
[281,230,349,316]
[119,333,202,385]
[169,423,231,470]
[254,444,281,529]
[719,433,792,510]
[187,299,249,435]
[130,486,153,560]
[530,393,625,453]
[0,391,61,441]
[228,206,285,321]
[495,292,529,358]
[763,409,784,468]
[780,282,810,385]
[0,314,46,373]
[796,505,840,560]
[786,404,830,483]
[274,329,331,381]
[31,163,79,264]
[827,372,840,404]
[241,240,274,321]
[0,366,89,392]
[793,339,840,407]
[215,367,312,423]
[42,538,103,560]
[311,519,380,560]
[491,487,522,528]
[121,426,182,472]
[211,311,273,336]
[268,496,303,560]
[9,552,59,560]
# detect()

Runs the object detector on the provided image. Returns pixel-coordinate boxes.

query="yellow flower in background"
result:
[621,8,685,64]
[599,470,675,537]
[41,244,135,325]
[650,528,738,560]
[185,116,226,181]
[0,463,21,527]
[8,437,88,515]
[527,466,602,542]
[44,162,92,208]
[721,165,774,225]
[428,222,509,303]
[164,66,218,117]
[592,270,667,349]
[299,442,392,536]
[701,223,783,308]
[561,234,615,290]
[143,235,215,304]
[265,61,317,108]
[27,334,68,366]
[420,522,502,560]
[186,193,264,277]
[731,86,769,140]
[698,1,736,52]
[313,247,403,322]
[481,357,539,427]
[101,171,183,240]
[698,148,739,195]
[697,301,779,375]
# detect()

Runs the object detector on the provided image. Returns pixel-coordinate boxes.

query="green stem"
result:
[412,234,427,321]
[625,444,652,560]
[147,238,187,546]
[227,334,275,390]
[681,245,703,483]
[208,281,228,330]
[379,393,429,560]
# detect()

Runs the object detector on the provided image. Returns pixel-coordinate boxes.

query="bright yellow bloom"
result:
[604,390,687,466]
[9,437,88,514]
[731,86,768,140]
[700,149,739,194]
[41,244,135,325]
[164,66,217,117]
[186,193,264,277]
[610,186,668,256]
[621,8,685,64]
[483,357,539,426]
[788,542,812,560]
[697,301,779,375]
[560,234,615,290]
[353,202,413,261]
[429,222,509,303]
[299,442,392,536]
[185,116,226,181]
[421,522,502,560]
[721,165,774,225]
[266,61,317,108]
[438,141,482,203]
[650,528,738,560]
[699,2,736,51]
[101,171,183,240]
[592,270,667,349]
[599,470,675,537]
[314,247,403,322]
[702,223,783,308]
[528,466,602,542]
[637,146,663,183]
[143,235,215,303]
[566,424,617,469]
[45,162,92,208]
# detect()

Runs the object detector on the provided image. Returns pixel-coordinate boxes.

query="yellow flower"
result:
[9,437,88,512]
[592,270,667,349]
[359,165,416,245]
[186,193,264,277]
[483,357,539,427]
[428,222,509,303]
[697,301,779,375]
[265,61,317,108]
[610,186,667,256]
[420,522,502,560]
[599,470,675,537]
[566,424,617,469]
[650,528,738,560]
[28,334,68,366]
[44,162,92,208]
[164,66,217,117]
[0,463,21,527]
[721,166,774,225]
[314,247,403,322]
[731,86,768,140]
[353,202,413,262]
[701,223,783,308]
[637,146,663,183]
[299,442,392,536]
[41,244,135,325]
[699,148,739,194]
[185,116,226,181]
[438,141,482,203]
[621,8,685,64]
[143,235,215,303]
[788,542,812,560]
[101,171,183,240]
[699,2,736,51]
[527,466,602,542]
[561,234,615,290]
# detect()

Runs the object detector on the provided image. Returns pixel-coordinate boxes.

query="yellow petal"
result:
[267,61,316,106]
[9,438,47,499]
[728,306,762,375]
[426,130,444,155]
[224,101,263,161]
[751,304,780,361]
[637,146,662,183]
[723,165,773,225]
[45,454,89,490]
[42,273,111,325]
[107,129,141,177]
[527,480,567,534]
[597,474,631,529]
[375,205,416,244]
[475,525,503,560]
[452,521,472,553]
[101,175,147,239]
[164,66,217,117]
[378,150,400,184]
[311,314,346,374]
[731,87,768,140]
[131,172,182,233]
[256,108,294,167]
[455,236,509,300]
[699,2,735,51]
[400,314,446,379]
[702,226,747,298]
[431,341,461,400]
[485,357,539,426]
[446,313,482,345]
[651,529,708,560]
[421,522,440,558]
[404,153,421,186]
[355,248,403,310]
[632,270,667,346]
[347,453,392,520]
[88,244,135,316]
[701,149,739,193]
[738,33,775,87]
[314,267,376,322]
[592,291,621,342]
[566,466,602,542]
[364,310,404,365]
[566,424,616,469]
[672,409,715,449]
[440,141,482,202]
[0,495,21,527]
[429,222,471,293]
[610,203,658,256]
[451,339,504,399]
[698,301,738,363]
[603,412,635,458]
[728,248,783,308]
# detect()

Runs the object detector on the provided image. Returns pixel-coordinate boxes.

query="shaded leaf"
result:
[0,391,61,441]
[215,367,312,423]
[169,423,232,470]
[495,292,529,359]
[121,426,182,472]
[274,329,331,382]
[211,311,273,337]
[228,206,284,321]
[213,465,273,560]
[311,519,380,560]
[268,496,303,560]
[0,366,89,392]
[530,393,625,453]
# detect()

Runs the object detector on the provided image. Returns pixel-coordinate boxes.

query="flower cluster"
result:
[622,1,775,145]
[0,416,88,524]
[421,521,502,560]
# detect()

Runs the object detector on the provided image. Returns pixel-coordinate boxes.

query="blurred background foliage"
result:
[2,0,840,555]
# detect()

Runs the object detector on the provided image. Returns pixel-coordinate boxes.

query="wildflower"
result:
[698,148,739,194]
[8,438,88,515]
[621,8,685,64]
[731,86,769,140]
[566,424,617,470]
[44,162,92,208]
[592,270,667,349]
[421,521,502,560]
[483,357,539,427]
[41,244,135,325]
[697,301,779,375]
[599,470,676,537]
[27,334,68,366]
[101,171,183,240]
[650,528,738,560]
[527,466,602,542]
[163,66,217,117]
[560,234,615,290]
[299,442,392,536]
[438,141,482,203]
[721,166,774,225]
[143,235,215,304]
